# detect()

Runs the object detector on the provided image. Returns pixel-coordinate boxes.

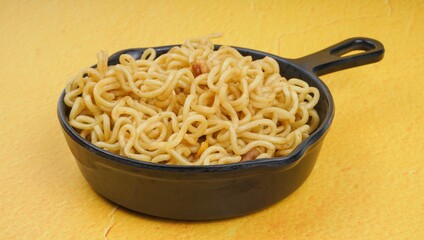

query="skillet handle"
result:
[292,37,385,77]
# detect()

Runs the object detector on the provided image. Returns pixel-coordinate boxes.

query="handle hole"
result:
[339,49,367,57]
[330,40,376,57]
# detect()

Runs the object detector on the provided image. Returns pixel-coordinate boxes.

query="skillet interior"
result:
[60,45,333,171]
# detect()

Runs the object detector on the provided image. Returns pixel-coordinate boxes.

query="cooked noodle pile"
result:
[64,34,320,165]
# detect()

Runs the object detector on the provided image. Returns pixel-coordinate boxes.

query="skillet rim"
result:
[57,45,334,173]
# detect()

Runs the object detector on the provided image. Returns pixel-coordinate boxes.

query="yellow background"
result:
[1,0,423,239]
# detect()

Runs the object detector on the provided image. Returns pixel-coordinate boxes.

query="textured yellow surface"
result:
[0,0,423,239]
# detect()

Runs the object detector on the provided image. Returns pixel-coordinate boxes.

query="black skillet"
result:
[58,37,384,220]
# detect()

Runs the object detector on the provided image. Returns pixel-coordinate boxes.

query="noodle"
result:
[64,34,320,165]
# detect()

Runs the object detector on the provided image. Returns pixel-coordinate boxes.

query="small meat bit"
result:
[241,148,261,162]
[195,141,209,159]
[191,60,209,77]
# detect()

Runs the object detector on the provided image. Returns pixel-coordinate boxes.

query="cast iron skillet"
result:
[58,37,384,220]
